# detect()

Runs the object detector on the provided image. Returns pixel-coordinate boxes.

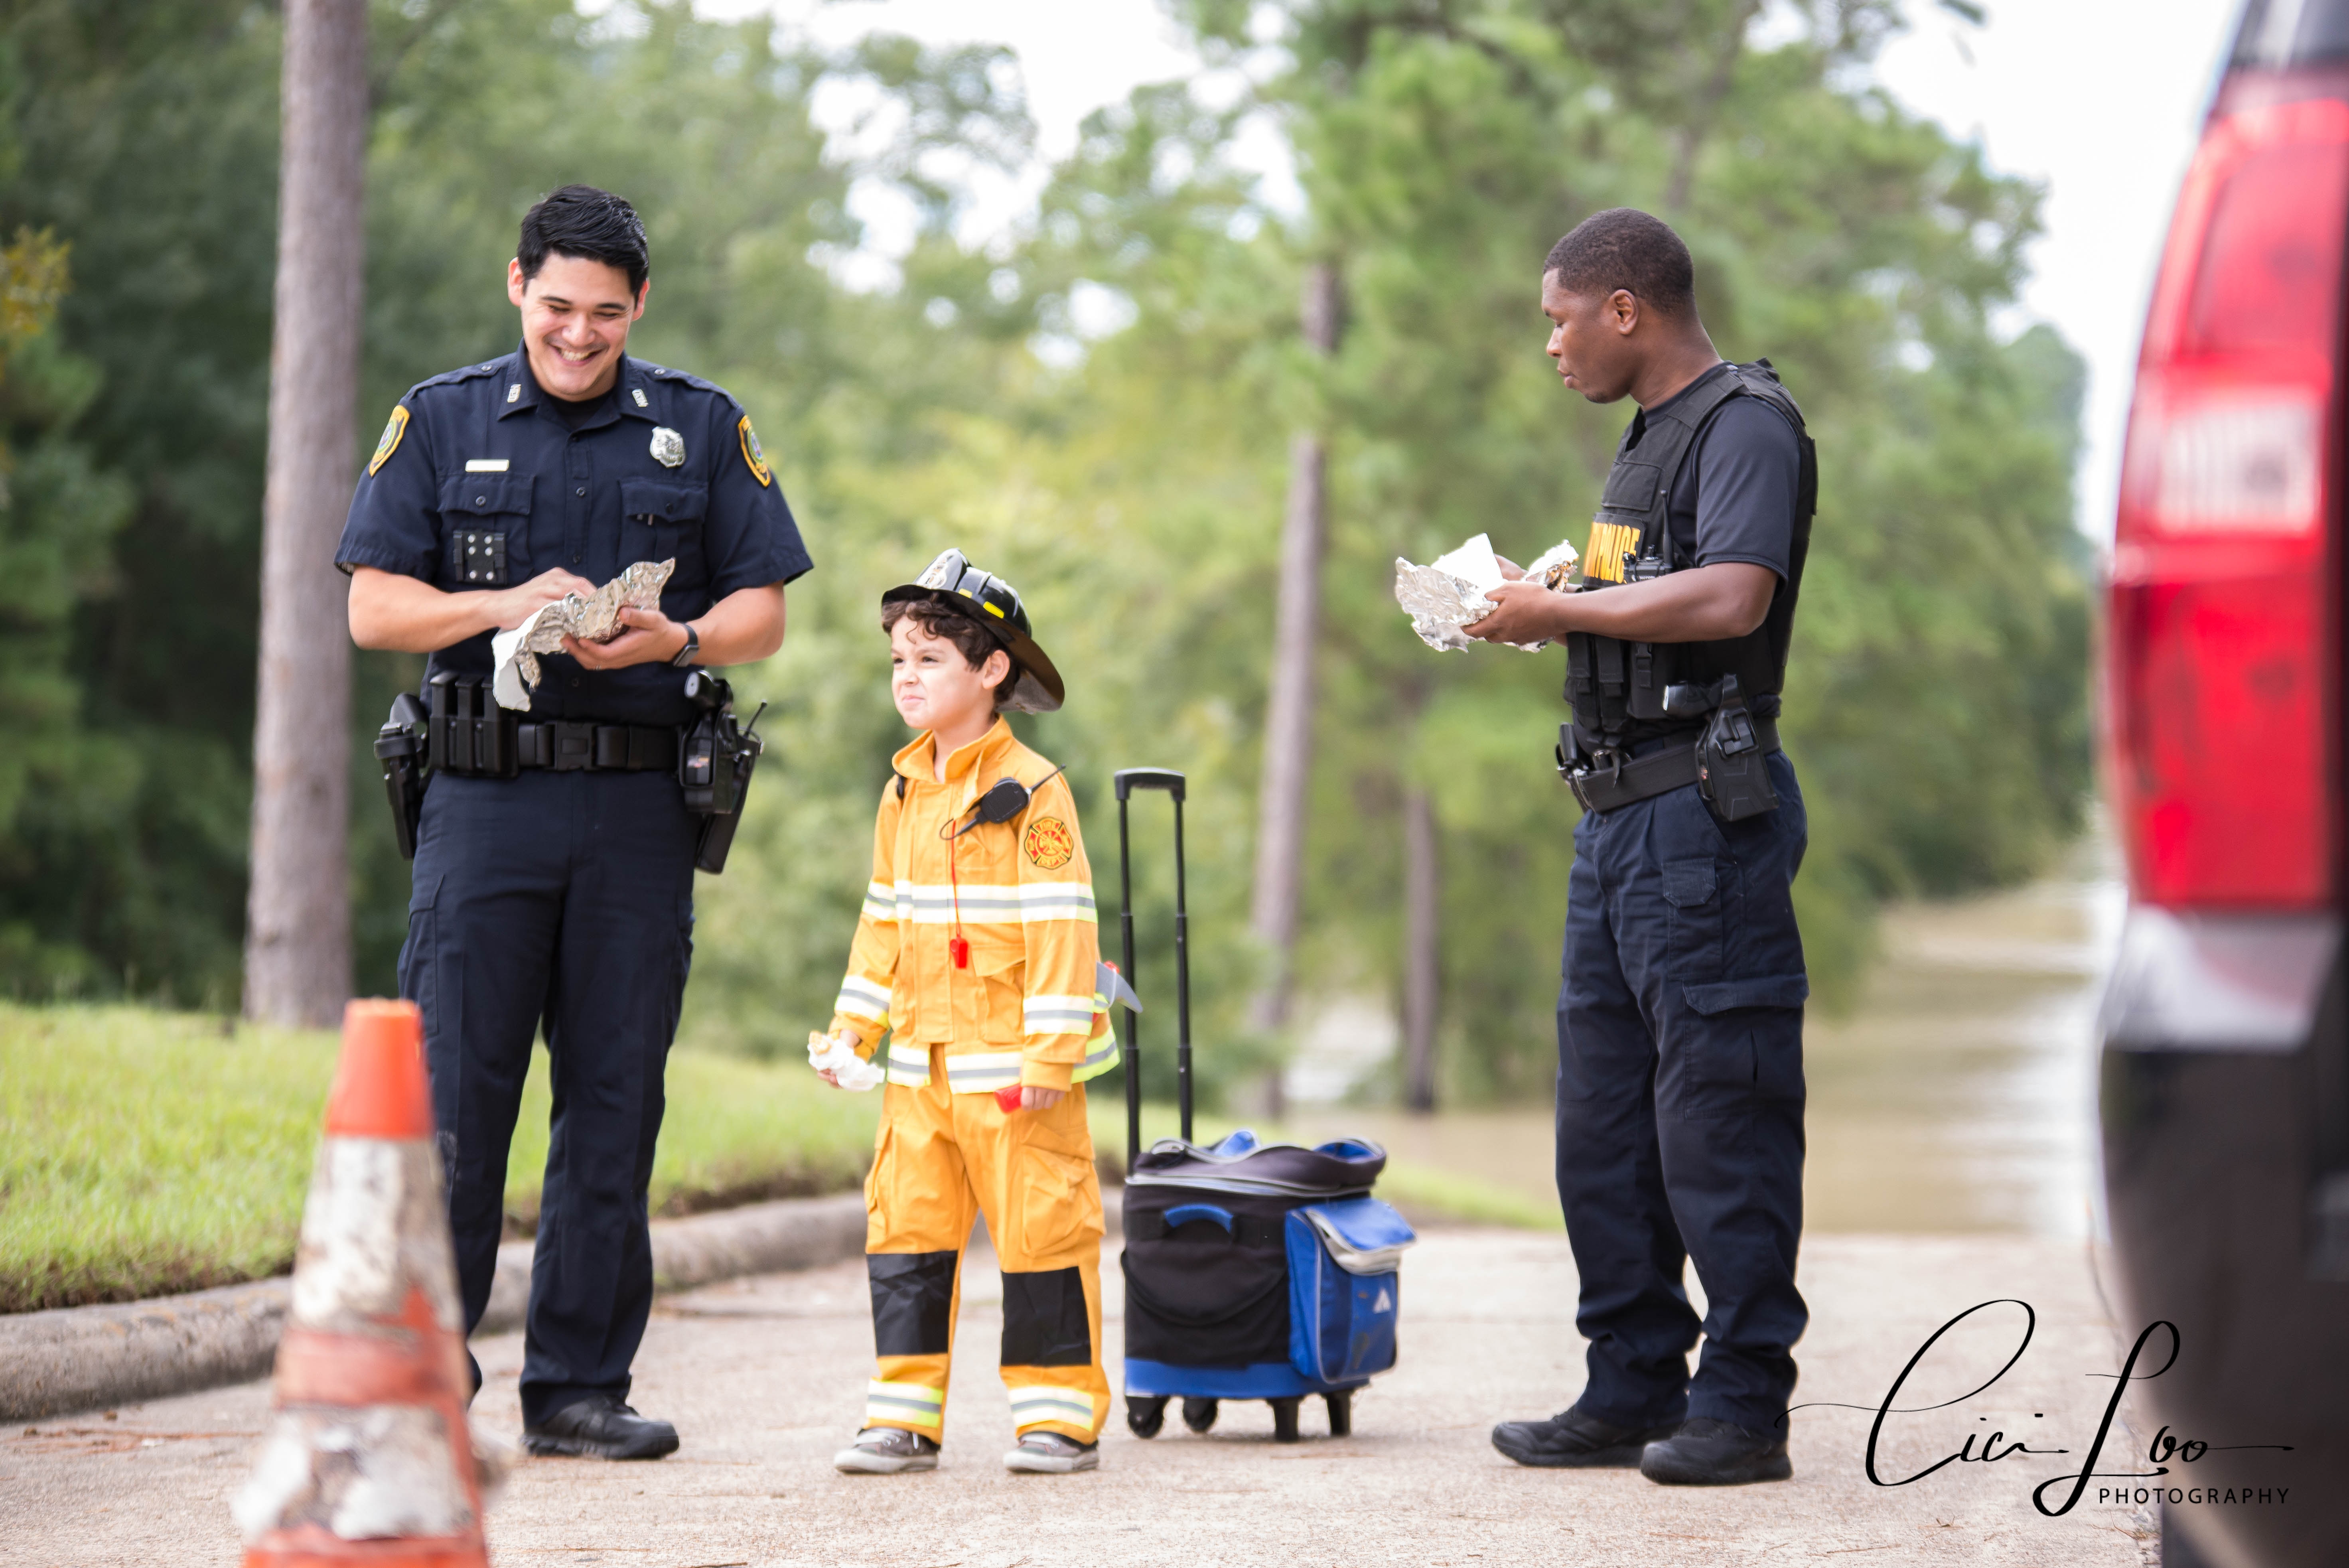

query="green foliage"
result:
[0,0,2088,1107]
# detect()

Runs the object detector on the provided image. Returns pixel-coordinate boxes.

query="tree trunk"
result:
[244,0,366,1027]
[1401,787,1439,1113]
[1248,262,1341,1056]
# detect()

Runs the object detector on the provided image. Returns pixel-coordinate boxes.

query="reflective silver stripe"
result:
[1022,994,1095,1034]
[943,1052,1024,1093]
[1007,1387,1097,1427]
[834,974,891,1021]
[885,1041,932,1086]
[889,882,1098,924]
[866,1380,944,1428]
[860,881,896,921]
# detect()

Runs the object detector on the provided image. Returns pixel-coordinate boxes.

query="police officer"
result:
[1473,208,1815,1487]
[338,185,811,1460]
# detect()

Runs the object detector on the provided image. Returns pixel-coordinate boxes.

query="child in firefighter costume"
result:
[820,550,1120,1476]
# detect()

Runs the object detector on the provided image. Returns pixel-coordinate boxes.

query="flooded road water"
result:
[1291,857,2123,1239]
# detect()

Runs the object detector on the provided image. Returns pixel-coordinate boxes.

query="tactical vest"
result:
[1564,360,1817,748]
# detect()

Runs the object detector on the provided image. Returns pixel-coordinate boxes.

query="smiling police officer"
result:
[1474,209,1815,1488]
[337,185,811,1460]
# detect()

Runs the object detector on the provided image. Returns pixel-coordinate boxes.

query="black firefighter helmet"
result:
[881,548,1065,714]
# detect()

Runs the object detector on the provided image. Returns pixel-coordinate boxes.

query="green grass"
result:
[2,1004,1550,1314]
[0,1004,878,1312]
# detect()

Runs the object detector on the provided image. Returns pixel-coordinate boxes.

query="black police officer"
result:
[337,185,811,1459]
[1474,209,1816,1487]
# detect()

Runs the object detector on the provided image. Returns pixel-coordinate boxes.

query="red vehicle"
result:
[2102,2,2349,1564]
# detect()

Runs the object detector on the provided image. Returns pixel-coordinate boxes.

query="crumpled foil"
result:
[1393,533,1579,652]
[490,557,675,711]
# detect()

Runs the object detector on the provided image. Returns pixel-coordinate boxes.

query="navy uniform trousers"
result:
[1557,748,1809,1432]
[399,767,698,1425]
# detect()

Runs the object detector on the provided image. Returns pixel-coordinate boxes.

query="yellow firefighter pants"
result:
[861,1047,1108,1445]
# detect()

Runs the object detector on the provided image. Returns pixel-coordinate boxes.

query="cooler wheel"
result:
[1325,1388,1353,1437]
[1126,1396,1166,1439]
[1181,1397,1219,1433]
[1270,1396,1302,1443]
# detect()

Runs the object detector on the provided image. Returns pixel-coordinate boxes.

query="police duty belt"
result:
[1564,716,1779,814]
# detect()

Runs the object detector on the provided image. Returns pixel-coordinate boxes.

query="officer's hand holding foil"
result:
[336,185,812,1462]
[1482,209,1817,1488]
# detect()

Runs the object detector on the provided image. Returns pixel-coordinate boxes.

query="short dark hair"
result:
[882,595,1018,710]
[517,184,649,296]
[1543,208,1695,317]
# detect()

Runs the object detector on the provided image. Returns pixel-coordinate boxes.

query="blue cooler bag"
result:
[1285,1196,1416,1383]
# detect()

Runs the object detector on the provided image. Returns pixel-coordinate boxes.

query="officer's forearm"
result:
[687,582,788,666]
[347,566,511,653]
[1546,562,1777,643]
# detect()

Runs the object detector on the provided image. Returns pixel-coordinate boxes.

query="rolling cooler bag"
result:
[1109,769,1417,1443]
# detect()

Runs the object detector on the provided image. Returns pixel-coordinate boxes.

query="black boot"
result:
[1491,1406,1681,1468]
[1638,1417,1791,1485]
[523,1394,680,1460]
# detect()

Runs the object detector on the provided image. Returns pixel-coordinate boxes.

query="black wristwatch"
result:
[670,623,700,668]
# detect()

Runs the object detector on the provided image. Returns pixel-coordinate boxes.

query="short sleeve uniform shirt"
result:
[335,346,813,726]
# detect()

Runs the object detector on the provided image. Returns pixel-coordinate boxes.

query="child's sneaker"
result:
[833,1427,939,1474]
[1003,1432,1099,1473]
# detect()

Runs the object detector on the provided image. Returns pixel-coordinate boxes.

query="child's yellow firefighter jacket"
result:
[828,717,1119,1094]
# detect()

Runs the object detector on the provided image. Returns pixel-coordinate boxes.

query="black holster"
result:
[375,692,429,860]
[1696,676,1779,822]
[678,671,766,874]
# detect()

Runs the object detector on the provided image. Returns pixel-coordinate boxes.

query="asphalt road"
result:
[0,1229,2158,1566]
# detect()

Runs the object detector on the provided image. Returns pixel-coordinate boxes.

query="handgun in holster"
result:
[1693,675,1778,822]
[375,692,430,860]
[678,671,767,875]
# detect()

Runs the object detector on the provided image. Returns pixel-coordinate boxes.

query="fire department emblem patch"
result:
[1024,817,1074,870]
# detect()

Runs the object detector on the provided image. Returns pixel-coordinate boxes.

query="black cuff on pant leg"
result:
[868,1250,958,1356]
[1001,1266,1091,1367]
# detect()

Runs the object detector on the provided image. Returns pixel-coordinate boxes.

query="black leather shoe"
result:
[523,1394,680,1460]
[1639,1416,1791,1485]
[1491,1406,1681,1468]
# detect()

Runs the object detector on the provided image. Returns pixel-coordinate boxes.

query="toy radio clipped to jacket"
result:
[373,668,765,874]
[1109,769,1417,1444]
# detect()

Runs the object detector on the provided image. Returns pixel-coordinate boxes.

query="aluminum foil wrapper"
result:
[1393,533,1578,652]
[490,557,675,711]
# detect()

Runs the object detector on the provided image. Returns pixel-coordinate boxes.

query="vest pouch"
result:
[1625,639,1686,721]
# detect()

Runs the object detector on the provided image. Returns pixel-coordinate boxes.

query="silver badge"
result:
[650,426,685,467]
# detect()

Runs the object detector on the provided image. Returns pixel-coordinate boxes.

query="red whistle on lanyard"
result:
[994,1083,1024,1113]
[950,934,970,969]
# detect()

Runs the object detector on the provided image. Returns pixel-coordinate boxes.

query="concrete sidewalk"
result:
[0,1230,2158,1567]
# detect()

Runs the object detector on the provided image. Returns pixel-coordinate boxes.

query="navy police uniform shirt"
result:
[335,345,813,727]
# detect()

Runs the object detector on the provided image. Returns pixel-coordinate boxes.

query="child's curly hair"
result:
[882,594,1019,709]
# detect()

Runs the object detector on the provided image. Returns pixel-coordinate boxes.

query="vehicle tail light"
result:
[2109,98,2349,909]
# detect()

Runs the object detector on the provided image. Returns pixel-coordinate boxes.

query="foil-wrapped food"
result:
[490,557,675,710]
[1393,533,1579,652]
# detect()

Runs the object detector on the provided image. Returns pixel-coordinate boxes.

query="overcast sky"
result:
[701,0,2249,538]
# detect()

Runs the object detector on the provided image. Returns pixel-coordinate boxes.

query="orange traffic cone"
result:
[232,999,491,1567]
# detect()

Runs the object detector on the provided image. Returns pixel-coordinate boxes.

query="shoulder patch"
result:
[1024,816,1074,871]
[367,405,410,477]
[738,414,773,487]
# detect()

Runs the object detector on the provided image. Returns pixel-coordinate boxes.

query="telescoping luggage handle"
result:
[1114,768,1191,1167]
